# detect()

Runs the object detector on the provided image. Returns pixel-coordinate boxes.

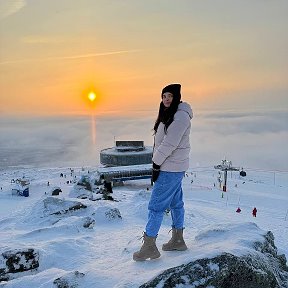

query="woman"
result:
[133,83,193,261]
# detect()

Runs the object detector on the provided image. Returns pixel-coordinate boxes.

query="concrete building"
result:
[100,140,153,167]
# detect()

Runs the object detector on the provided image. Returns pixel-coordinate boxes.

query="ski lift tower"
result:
[214,159,239,192]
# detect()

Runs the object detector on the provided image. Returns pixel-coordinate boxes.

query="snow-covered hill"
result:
[0,166,287,287]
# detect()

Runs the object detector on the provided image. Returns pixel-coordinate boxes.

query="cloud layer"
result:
[0,109,287,171]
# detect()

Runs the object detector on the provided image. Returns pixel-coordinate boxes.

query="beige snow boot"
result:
[133,233,161,261]
[162,228,188,251]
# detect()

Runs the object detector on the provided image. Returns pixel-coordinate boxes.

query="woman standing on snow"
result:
[133,84,193,261]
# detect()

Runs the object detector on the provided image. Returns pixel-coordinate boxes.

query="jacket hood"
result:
[177,102,193,119]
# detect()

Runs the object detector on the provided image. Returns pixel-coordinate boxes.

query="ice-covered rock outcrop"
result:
[140,224,288,288]
[0,248,39,282]
[53,271,85,288]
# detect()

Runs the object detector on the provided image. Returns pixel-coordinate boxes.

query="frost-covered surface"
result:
[0,166,287,287]
[100,146,153,155]
[97,163,152,173]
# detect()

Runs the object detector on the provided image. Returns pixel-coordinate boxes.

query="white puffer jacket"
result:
[152,102,193,172]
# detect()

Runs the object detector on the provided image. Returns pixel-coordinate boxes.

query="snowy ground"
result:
[0,166,287,287]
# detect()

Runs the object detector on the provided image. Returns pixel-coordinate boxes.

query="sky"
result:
[0,0,287,116]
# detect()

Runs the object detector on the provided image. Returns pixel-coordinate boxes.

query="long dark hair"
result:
[153,100,180,134]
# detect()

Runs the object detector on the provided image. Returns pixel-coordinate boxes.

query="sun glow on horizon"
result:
[88,91,96,102]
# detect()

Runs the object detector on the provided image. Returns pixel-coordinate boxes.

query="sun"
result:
[88,91,96,102]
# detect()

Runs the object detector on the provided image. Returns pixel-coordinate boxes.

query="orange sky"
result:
[0,1,287,116]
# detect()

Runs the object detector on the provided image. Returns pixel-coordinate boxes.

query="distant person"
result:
[133,83,193,261]
[236,207,241,213]
[252,207,257,217]
[104,181,113,193]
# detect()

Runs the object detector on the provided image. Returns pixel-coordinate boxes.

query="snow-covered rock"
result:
[53,271,85,288]
[43,197,87,216]
[92,206,122,222]
[49,187,62,196]
[140,227,288,288]
[0,248,39,282]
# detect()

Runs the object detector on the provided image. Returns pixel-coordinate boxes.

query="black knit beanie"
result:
[161,84,181,104]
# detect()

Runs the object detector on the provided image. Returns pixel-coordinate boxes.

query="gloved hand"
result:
[152,162,160,183]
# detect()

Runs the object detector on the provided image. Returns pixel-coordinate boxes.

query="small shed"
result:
[11,179,30,197]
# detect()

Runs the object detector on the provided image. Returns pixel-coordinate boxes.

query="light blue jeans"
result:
[145,171,185,237]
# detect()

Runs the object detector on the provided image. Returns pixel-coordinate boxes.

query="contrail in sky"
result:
[0,0,26,19]
[0,50,141,65]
